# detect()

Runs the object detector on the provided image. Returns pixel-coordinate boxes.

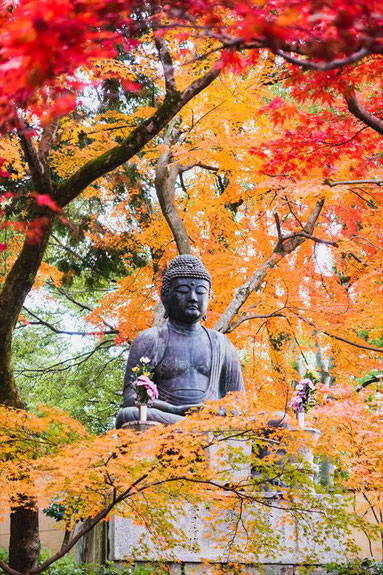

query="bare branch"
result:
[54,286,94,313]
[308,127,368,155]
[53,285,118,333]
[292,312,383,355]
[279,230,338,247]
[15,340,116,376]
[345,93,383,135]
[226,310,286,333]
[179,162,219,174]
[284,197,303,228]
[22,307,118,337]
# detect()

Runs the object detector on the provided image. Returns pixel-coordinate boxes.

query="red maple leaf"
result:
[35,194,61,212]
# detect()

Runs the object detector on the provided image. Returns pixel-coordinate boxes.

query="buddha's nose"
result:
[188,290,198,302]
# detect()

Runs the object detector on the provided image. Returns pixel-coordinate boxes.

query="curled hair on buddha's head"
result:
[160,255,212,305]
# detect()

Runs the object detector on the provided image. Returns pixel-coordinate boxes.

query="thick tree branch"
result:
[274,212,282,243]
[214,199,325,333]
[345,93,383,135]
[275,47,371,71]
[154,35,176,95]
[38,119,59,165]
[155,120,192,254]
[356,374,383,391]
[15,113,52,193]
[324,179,383,187]
[57,66,221,207]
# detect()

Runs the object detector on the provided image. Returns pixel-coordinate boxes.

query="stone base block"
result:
[122,562,326,575]
[109,495,346,567]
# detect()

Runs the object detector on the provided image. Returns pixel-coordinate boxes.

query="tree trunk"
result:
[0,322,23,407]
[9,504,40,572]
[0,221,54,573]
[0,319,41,571]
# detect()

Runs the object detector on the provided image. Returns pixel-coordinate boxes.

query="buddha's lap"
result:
[116,406,183,427]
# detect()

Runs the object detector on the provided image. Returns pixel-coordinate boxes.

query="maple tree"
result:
[0,399,374,575]
[0,0,382,573]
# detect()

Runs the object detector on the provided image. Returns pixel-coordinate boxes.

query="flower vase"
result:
[139,404,147,423]
[298,411,305,428]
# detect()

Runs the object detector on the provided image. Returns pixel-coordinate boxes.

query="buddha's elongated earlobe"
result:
[164,311,169,319]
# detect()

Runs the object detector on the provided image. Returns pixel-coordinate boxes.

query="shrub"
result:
[325,558,383,575]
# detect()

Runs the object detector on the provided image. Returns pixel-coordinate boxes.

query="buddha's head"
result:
[161,255,211,324]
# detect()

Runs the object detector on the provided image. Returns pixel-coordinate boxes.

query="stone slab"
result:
[109,495,346,566]
[121,563,326,575]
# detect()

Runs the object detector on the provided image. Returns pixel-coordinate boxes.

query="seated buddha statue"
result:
[115,255,244,427]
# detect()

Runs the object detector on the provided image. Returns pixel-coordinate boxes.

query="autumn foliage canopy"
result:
[0,0,382,573]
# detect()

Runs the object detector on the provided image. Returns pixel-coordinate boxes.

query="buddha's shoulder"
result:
[132,326,161,344]
[204,327,234,347]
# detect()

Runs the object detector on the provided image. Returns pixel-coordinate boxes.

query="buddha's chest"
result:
[155,329,211,379]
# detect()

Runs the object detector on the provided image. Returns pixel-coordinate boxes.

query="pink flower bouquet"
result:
[131,357,158,406]
[290,377,317,414]
[134,374,159,406]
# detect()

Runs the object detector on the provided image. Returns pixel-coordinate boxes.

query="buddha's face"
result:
[166,277,210,324]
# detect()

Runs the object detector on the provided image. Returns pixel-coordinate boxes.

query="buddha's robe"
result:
[115,322,244,427]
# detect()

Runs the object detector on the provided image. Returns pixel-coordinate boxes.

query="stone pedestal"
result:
[109,494,346,569]
[297,427,321,482]
[107,426,345,572]
[205,430,252,483]
[78,424,346,573]
[121,421,161,432]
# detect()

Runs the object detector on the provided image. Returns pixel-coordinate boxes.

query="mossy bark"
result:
[9,505,40,573]
[0,220,53,572]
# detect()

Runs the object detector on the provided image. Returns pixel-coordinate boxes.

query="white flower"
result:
[296,384,304,391]
[300,378,311,386]
[140,357,150,364]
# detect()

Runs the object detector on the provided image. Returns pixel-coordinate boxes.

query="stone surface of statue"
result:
[116,255,244,427]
